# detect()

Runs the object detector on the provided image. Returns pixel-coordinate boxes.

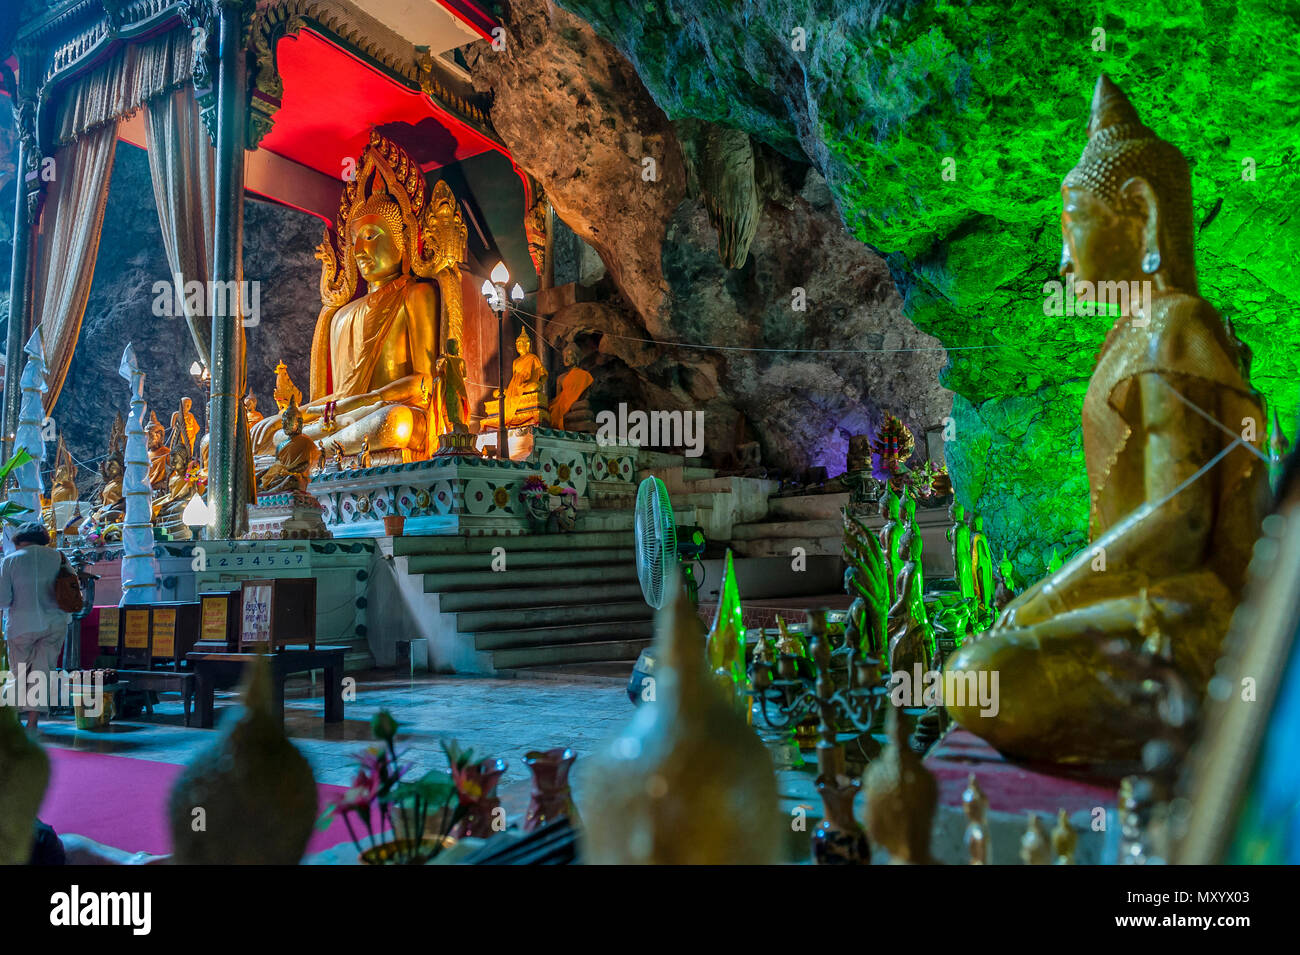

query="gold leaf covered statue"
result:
[153,427,203,537]
[48,436,77,508]
[490,327,548,428]
[945,76,1269,765]
[257,396,320,496]
[243,392,264,428]
[251,131,468,463]
[582,574,781,864]
[146,411,169,491]
[89,413,127,524]
[433,338,471,435]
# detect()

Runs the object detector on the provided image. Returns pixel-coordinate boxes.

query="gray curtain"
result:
[32,122,119,412]
[144,85,215,366]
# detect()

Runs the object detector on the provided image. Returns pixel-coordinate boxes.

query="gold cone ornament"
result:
[705,548,747,713]
[582,573,781,864]
[864,707,936,863]
[168,655,318,863]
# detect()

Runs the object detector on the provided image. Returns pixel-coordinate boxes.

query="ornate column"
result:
[206,0,252,538]
[2,61,43,467]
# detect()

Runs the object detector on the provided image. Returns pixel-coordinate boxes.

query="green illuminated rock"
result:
[560,0,1300,578]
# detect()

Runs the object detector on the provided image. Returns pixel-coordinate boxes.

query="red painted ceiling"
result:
[257,28,499,182]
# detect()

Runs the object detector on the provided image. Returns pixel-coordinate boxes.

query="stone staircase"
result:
[730,491,850,558]
[730,491,956,578]
[390,530,653,672]
[636,453,779,544]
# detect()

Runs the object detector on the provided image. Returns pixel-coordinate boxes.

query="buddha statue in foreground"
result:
[945,76,1269,765]
[250,131,468,463]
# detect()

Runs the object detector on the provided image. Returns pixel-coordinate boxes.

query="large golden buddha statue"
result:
[250,131,468,463]
[945,76,1269,765]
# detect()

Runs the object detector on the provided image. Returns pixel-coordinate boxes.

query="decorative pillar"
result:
[207,0,251,539]
[2,84,40,467]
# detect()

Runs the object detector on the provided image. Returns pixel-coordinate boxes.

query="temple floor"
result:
[36,671,632,856]
[33,668,1123,863]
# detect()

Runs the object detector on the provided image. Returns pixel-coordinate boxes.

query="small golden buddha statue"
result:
[146,412,169,491]
[433,338,470,434]
[90,457,125,524]
[494,327,548,428]
[251,133,467,463]
[243,392,264,428]
[153,438,202,535]
[945,76,1269,765]
[257,397,320,496]
[169,396,200,455]
[549,344,594,432]
[48,437,77,508]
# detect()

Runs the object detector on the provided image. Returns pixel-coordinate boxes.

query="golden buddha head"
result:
[515,328,532,356]
[349,193,406,284]
[445,337,460,356]
[1061,75,1196,298]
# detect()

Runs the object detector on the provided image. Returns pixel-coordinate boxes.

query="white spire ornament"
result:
[11,328,48,522]
[118,344,157,606]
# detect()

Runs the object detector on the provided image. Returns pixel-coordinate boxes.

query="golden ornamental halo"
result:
[316,130,469,309]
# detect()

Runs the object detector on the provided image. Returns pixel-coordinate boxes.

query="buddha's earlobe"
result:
[1122,177,1162,275]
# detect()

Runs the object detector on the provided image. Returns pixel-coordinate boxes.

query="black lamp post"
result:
[481,262,524,460]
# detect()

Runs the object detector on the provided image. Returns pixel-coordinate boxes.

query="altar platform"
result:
[309,426,637,538]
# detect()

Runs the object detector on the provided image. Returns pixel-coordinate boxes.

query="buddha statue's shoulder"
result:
[1147,291,1248,388]
[400,274,438,310]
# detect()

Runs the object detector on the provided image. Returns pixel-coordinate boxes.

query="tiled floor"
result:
[40,671,636,822]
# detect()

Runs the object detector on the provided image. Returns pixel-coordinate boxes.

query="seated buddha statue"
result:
[153,441,200,525]
[48,439,77,508]
[257,397,319,496]
[945,76,1269,765]
[90,457,125,525]
[493,328,548,428]
[146,412,170,491]
[549,344,595,432]
[250,134,468,463]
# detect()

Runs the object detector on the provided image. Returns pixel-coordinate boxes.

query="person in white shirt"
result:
[0,523,71,731]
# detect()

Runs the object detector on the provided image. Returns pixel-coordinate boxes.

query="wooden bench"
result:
[115,670,197,727]
[185,645,347,730]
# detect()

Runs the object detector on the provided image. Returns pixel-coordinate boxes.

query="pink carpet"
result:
[40,747,357,857]
[924,729,1119,814]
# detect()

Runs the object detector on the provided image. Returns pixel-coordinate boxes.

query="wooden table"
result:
[185,645,347,730]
